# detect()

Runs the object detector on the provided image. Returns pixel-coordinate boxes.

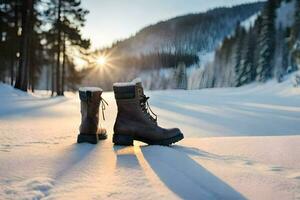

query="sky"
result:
[81,0,265,49]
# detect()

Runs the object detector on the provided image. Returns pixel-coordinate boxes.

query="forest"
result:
[0,0,90,95]
[198,0,300,89]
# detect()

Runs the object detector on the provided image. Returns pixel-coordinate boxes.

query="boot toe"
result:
[166,128,184,138]
[153,128,183,145]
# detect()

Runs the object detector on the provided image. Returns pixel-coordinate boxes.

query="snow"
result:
[1,75,300,199]
[113,78,142,87]
[197,51,215,66]
[79,87,103,92]
[276,0,296,29]
[241,12,260,31]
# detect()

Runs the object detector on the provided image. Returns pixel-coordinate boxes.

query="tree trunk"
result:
[10,56,14,86]
[46,64,49,92]
[51,62,55,96]
[10,1,20,86]
[15,0,33,91]
[56,0,62,96]
[29,4,36,92]
[61,34,66,96]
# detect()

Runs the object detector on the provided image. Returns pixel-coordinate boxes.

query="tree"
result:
[242,27,257,84]
[0,0,89,94]
[60,17,90,95]
[175,62,188,89]
[56,0,62,95]
[256,0,277,82]
[0,0,21,85]
[289,0,300,70]
[45,0,90,96]
[14,0,35,91]
[234,24,246,87]
[274,25,290,82]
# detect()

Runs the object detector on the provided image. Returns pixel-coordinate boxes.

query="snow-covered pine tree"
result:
[241,27,256,85]
[218,36,236,87]
[281,28,290,77]
[252,15,263,80]
[175,62,187,89]
[290,0,300,70]
[274,25,289,82]
[256,0,277,82]
[234,24,247,87]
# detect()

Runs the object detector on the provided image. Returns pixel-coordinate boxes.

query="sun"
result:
[96,56,107,66]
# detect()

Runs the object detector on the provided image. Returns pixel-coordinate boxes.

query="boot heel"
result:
[113,134,134,146]
[77,134,98,144]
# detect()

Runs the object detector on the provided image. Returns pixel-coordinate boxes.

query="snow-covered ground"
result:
[0,76,300,199]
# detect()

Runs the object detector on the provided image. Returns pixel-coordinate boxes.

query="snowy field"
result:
[0,76,300,200]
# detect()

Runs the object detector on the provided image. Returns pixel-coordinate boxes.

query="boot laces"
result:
[100,97,108,120]
[140,94,157,122]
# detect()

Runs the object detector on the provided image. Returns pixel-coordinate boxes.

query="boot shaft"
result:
[113,79,157,132]
[79,87,103,134]
[113,78,147,120]
[113,78,144,102]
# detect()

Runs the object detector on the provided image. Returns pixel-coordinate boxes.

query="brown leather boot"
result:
[112,79,184,146]
[77,87,107,144]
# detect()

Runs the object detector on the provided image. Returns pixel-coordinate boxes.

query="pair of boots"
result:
[77,79,184,145]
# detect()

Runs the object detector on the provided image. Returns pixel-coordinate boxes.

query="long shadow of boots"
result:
[141,145,246,200]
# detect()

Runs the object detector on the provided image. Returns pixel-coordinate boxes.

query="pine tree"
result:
[0,1,10,82]
[291,0,300,42]
[175,62,187,89]
[252,15,263,81]
[241,27,256,85]
[256,0,277,82]
[60,16,90,95]
[0,1,21,85]
[234,24,246,87]
[15,0,35,91]
[45,0,90,96]
[274,25,290,82]
[56,0,62,95]
[290,0,300,70]
[0,0,88,93]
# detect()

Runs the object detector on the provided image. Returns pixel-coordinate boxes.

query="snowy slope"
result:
[241,12,260,30]
[0,76,300,199]
[109,2,265,57]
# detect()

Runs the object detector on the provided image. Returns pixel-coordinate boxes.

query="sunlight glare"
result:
[96,56,107,66]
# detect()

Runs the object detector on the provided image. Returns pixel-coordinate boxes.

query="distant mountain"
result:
[84,2,267,90]
[108,2,266,57]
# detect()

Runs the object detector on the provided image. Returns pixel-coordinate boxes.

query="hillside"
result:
[82,2,266,90]
[108,2,265,57]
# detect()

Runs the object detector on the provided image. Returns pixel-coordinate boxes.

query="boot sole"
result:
[113,133,184,146]
[77,133,107,144]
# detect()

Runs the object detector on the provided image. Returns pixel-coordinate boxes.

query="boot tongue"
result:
[135,81,144,97]
[135,82,157,123]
